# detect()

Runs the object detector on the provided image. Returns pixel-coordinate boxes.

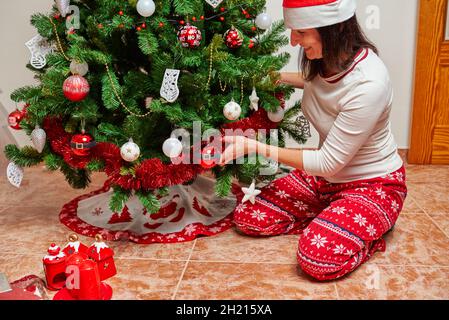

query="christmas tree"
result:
[5,0,308,215]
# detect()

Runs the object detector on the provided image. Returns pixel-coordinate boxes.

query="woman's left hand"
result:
[219,135,259,166]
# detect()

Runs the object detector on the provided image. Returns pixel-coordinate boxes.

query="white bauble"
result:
[31,125,46,153]
[70,60,89,76]
[255,13,272,30]
[120,138,141,162]
[223,100,242,121]
[267,106,285,122]
[162,138,183,158]
[136,0,156,17]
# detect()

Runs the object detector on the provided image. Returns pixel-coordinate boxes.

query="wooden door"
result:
[409,0,449,164]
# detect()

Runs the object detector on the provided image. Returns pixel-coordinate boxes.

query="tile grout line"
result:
[366,262,449,268]
[3,251,449,268]
[333,283,340,300]
[412,195,449,240]
[0,206,11,214]
[171,239,197,300]
[403,196,425,214]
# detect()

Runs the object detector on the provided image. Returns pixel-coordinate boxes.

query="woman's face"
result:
[290,29,323,60]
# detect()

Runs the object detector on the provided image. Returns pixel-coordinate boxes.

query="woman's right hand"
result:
[275,72,287,86]
[275,72,305,89]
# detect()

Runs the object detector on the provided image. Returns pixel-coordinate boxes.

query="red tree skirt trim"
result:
[59,183,238,244]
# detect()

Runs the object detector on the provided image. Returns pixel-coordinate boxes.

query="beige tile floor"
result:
[0,155,448,300]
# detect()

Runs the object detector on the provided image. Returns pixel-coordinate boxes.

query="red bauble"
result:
[63,75,90,102]
[224,27,243,49]
[70,132,96,157]
[177,23,202,49]
[200,145,221,169]
[8,109,24,130]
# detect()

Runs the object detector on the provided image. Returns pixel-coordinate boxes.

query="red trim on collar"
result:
[324,48,369,84]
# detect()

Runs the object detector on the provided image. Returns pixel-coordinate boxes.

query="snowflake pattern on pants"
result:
[233,166,407,281]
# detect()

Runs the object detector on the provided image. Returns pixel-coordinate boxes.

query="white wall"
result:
[267,0,419,149]
[0,0,54,147]
[1,0,418,148]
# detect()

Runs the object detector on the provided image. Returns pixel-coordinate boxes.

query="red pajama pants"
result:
[233,166,407,281]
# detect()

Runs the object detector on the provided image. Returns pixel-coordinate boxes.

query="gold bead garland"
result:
[218,78,227,92]
[206,43,215,89]
[49,16,70,61]
[104,64,152,118]
[206,43,245,106]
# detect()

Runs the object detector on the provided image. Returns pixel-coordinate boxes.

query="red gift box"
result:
[42,234,115,300]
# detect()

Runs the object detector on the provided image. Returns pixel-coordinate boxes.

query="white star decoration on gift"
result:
[249,87,259,111]
[241,180,261,204]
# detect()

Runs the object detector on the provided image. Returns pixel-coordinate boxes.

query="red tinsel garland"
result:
[42,117,204,191]
[42,93,284,191]
[221,92,284,133]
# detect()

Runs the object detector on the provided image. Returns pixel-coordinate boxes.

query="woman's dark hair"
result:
[301,14,378,81]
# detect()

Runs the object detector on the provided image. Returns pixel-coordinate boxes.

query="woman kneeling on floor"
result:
[220,0,407,281]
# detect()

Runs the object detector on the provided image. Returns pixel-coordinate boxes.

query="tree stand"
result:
[59,175,239,244]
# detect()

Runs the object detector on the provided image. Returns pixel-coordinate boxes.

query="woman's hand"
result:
[219,135,259,166]
[275,72,305,89]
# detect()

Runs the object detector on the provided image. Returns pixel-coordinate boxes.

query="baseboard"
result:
[398,148,409,165]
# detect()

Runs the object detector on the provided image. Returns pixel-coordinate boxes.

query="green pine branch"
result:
[109,186,132,212]
[60,163,91,189]
[43,153,64,171]
[4,145,44,167]
[138,29,159,55]
[215,166,234,197]
[258,20,290,54]
[136,190,161,214]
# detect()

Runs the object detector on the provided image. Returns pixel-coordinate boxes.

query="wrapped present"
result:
[88,234,117,281]
[42,244,66,291]
[62,234,89,257]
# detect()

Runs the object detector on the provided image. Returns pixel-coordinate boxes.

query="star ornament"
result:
[249,87,259,111]
[241,180,261,204]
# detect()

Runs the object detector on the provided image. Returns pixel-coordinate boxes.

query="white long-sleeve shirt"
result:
[301,48,403,183]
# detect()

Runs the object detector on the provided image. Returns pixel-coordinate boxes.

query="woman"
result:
[219,0,407,281]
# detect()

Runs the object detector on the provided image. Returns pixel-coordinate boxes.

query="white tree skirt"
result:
[60,175,238,243]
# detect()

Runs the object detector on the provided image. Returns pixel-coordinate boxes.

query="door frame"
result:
[409,0,449,164]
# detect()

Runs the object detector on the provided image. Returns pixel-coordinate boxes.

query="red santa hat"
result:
[283,0,357,29]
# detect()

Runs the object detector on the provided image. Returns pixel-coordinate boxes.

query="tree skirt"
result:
[60,175,240,244]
